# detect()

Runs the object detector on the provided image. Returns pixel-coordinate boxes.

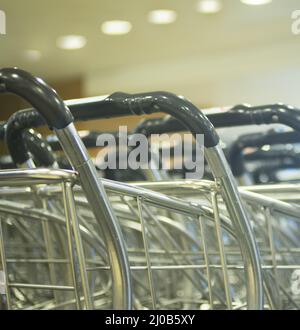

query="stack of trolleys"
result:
[132,103,300,309]
[0,68,263,310]
[0,68,131,310]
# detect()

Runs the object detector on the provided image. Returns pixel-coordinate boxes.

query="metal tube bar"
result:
[55,123,132,310]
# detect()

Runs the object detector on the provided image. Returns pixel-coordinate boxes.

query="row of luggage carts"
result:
[0,67,299,310]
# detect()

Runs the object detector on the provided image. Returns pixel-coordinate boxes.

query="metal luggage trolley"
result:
[213,104,300,309]
[135,103,300,309]
[1,84,263,310]
[0,68,132,310]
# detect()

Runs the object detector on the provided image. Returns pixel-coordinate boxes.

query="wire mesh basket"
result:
[137,180,300,309]
[0,174,263,310]
[0,169,92,310]
[240,187,300,309]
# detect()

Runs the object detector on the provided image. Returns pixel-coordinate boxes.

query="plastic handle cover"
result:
[229,104,300,131]
[70,91,219,147]
[24,129,57,167]
[135,104,300,133]
[0,68,73,129]
[229,130,300,177]
[109,92,220,148]
[2,89,220,153]
[6,125,57,167]
[5,109,46,165]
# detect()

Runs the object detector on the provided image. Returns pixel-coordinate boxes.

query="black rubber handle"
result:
[134,104,300,134]
[108,92,219,148]
[7,127,57,167]
[134,114,238,134]
[0,68,73,129]
[229,130,300,176]
[50,91,219,147]
[228,103,300,131]
[3,91,220,150]
[24,129,57,167]
[5,109,46,165]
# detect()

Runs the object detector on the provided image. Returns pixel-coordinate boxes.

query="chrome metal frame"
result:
[55,123,132,309]
[0,169,263,310]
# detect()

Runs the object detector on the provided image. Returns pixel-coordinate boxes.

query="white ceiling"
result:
[0,0,300,105]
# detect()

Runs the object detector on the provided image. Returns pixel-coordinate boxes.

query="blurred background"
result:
[0,0,300,132]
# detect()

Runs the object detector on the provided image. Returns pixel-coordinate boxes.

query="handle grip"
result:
[134,103,300,134]
[108,92,219,148]
[4,91,220,153]
[5,110,45,165]
[0,68,73,129]
[0,67,71,166]
[229,103,300,130]
[0,68,132,309]
[24,129,57,167]
[229,130,300,177]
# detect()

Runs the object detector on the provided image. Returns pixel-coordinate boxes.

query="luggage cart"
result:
[119,101,300,310]
[132,180,300,309]
[131,102,300,310]
[0,68,132,309]
[0,85,263,309]
[131,103,300,309]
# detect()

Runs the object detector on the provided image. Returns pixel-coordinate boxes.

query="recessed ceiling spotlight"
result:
[240,0,272,5]
[101,20,132,35]
[197,0,222,14]
[56,35,87,50]
[148,9,177,24]
[23,50,42,61]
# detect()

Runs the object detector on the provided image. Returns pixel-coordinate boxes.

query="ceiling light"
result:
[56,35,87,50]
[148,9,177,24]
[240,0,272,5]
[23,50,42,61]
[197,0,222,14]
[101,20,132,35]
